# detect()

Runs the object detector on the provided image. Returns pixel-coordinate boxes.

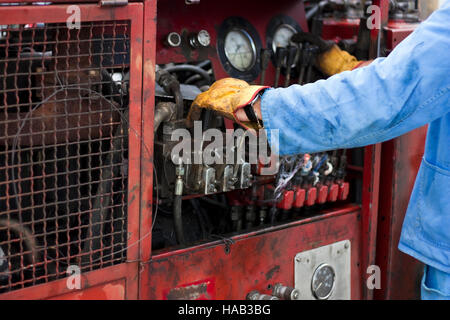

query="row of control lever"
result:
[260,43,320,87]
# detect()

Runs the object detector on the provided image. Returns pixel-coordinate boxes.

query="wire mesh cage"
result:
[0,20,131,293]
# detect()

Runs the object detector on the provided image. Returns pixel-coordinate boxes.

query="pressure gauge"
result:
[224,29,256,72]
[272,24,297,53]
[311,264,336,300]
[218,17,262,81]
[266,15,302,70]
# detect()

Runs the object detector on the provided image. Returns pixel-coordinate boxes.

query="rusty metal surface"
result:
[143,206,363,300]
[0,3,144,298]
[136,0,157,300]
[0,262,135,299]
[48,278,126,300]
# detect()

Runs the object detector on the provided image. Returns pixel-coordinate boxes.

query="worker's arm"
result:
[260,1,450,155]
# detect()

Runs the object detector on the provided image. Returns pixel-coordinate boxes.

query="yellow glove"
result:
[317,44,364,76]
[188,78,268,130]
[291,32,367,77]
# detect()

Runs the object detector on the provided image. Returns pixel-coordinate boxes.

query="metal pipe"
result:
[173,165,186,244]
[154,102,176,133]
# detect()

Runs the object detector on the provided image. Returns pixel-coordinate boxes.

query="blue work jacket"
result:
[261,1,450,276]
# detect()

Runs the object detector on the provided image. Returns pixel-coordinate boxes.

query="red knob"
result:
[328,184,339,202]
[277,190,295,210]
[339,182,350,201]
[306,188,317,206]
[294,188,306,208]
[317,185,329,204]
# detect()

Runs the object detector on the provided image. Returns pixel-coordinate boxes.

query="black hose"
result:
[156,69,184,120]
[189,199,208,239]
[164,65,212,84]
[174,88,184,120]
[173,195,185,244]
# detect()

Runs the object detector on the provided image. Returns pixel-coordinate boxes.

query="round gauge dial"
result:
[224,29,256,72]
[272,24,297,53]
[311,264,336,300]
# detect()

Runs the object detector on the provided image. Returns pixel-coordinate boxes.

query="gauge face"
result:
[224,29,256,72]
[272,24,297,52]
[197,30,211,47]
[311,264,336,300]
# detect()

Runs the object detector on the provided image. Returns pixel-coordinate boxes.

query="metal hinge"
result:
[100,0,128,7]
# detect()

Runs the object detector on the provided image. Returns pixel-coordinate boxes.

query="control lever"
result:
[305,45,320,84]
[274,47,287,88]
[284,45,298,87]
[297,43,309,85]
[297,43,319,85]
[260,48,272,85]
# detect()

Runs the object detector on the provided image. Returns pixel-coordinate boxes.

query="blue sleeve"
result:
[261,1,450,156]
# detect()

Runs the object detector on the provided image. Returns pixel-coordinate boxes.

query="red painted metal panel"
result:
[138,0,157,299]
[321,18,360,41]
[375,127,427,300]
[49,279,126,300]
[360,144,382,300]
[143,206,363,300]
[0,3,144,299]
[0,0,385,300]
[0,262,135,299]
[385,21,419,51]
[154,0,308,86]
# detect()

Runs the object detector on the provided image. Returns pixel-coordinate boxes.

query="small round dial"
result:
[311,264,336,300]
[197,30,211,47]
[272,24,297,52]
[224,29,256,72]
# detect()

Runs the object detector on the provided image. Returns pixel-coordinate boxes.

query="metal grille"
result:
[0,21,131,293]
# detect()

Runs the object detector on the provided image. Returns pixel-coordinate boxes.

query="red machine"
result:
[0,0,424,300]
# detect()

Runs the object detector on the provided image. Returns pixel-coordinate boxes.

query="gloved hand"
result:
[188,78,268,130]
[291,32,366,76]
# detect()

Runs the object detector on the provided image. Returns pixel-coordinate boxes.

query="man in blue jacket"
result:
[191,1,450,299]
